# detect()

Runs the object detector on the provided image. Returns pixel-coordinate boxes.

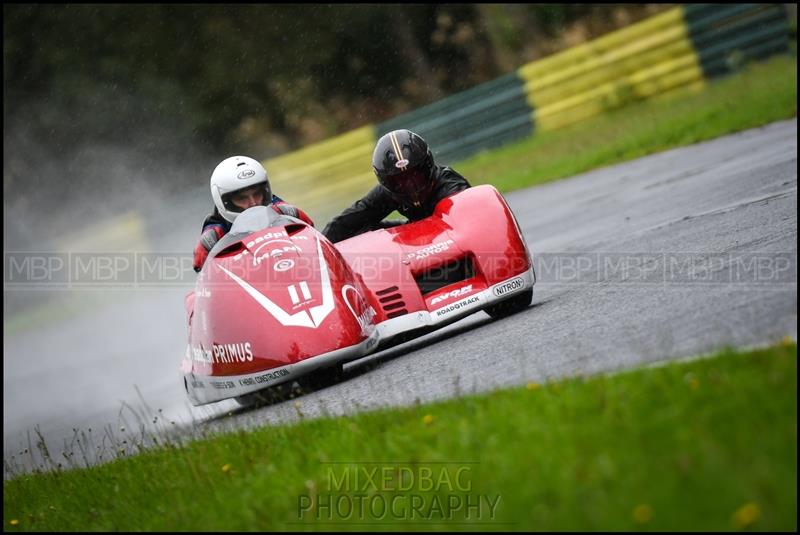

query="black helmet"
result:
[372,129,435,207]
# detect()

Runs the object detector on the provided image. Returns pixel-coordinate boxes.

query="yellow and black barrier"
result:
[519,6,703,132]
[261,4,790,222]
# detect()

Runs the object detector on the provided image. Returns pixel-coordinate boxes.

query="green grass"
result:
[4,341,796,531]
[458,54,798,192]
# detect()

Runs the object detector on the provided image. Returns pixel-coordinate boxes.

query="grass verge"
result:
[4,340,796,531]
[458,54,797,192]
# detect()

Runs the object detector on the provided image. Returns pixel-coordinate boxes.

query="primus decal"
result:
[190,342,254,364]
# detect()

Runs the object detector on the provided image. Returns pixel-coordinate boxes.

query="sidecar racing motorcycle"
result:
[181,184,535,405]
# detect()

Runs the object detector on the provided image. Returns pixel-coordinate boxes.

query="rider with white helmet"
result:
[193,155,314,272]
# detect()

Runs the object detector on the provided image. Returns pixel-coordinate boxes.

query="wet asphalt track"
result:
[4,119,797,472]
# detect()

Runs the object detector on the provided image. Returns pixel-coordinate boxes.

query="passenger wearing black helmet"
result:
[322,129,471,243]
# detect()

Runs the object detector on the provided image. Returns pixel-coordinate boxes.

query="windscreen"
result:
[209,206,300,258]
[229,205,285,235]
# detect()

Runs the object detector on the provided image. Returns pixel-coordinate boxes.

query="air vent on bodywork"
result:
[285,223,305,235]
[414,256,476,295]
[215,242,245,257]
[376,285,408,318]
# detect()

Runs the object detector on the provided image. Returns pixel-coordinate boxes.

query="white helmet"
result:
[210,156,272,223]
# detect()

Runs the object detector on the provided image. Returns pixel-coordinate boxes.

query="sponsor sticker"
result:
[191,342,254,364]
[492,277,524,297]
[430,284,473,306]
[190,344,214,364]
[274,259,295,272]
[434,295,481,318]
[342,284,377,337]
[190,378,205,389]
[239,368,291,386]
[406,239,455,261]
[253,239,302,266]
[237,169,256,180]
[246,231,289,249]
[255,368,291,383]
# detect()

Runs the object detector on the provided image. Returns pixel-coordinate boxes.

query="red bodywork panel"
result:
[336,185,530,321]
[182,185,532,404]
[187,225,376,377]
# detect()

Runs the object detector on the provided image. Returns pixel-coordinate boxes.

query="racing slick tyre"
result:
[484,289,533,320]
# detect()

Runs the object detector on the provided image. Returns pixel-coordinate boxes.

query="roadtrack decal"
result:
[434,295,481,318]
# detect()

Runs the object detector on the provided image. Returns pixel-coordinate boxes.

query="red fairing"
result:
[182,185,534,405]
[336,185,531,321]
[187,224,376,378]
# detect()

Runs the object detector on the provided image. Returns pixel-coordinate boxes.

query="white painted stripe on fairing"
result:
[300,281,311,300]
[288,284,300,305]
[218,236,335,328]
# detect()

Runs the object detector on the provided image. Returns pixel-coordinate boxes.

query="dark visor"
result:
[382,166,432,197]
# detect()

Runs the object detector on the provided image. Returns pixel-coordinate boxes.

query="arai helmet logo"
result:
[395,158,409,169]
[237,169,256,179]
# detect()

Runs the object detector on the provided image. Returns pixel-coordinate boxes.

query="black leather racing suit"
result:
[322,165,471,243]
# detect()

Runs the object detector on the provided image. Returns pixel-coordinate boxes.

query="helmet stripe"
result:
[389,131,407,170]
